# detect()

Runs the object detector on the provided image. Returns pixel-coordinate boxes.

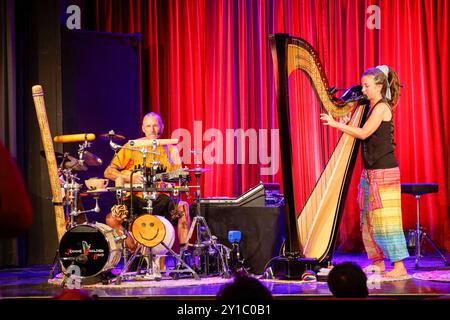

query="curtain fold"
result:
[90,0,450,251]
[0,0,19,266]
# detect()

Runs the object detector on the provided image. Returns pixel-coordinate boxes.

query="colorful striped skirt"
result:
[357,167,409,262]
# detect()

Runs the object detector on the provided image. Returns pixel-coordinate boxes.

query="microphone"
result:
[340,85,363,101]
[54,133,96,143]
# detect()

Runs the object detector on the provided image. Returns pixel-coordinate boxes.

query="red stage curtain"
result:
[91,0,450,251]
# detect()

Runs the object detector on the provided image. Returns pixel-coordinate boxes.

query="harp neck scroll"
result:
[286,38,365,117]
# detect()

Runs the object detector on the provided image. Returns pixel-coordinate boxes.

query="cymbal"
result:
[186,167,212,173]
[99,130,126,141]
[40,151,88,171]
[82,151,103,166]
[64,158,88,171]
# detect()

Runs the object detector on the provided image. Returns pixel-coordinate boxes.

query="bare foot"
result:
[384,261,408,278]
[363,260,385,273]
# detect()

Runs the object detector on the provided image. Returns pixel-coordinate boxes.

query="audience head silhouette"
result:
[54,289,95,300]
[217,272,272,301]
[327,262,369,298]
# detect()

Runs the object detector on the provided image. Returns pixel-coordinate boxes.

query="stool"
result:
[401,183,449,269]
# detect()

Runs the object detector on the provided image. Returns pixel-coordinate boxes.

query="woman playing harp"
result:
[321,65,409,278]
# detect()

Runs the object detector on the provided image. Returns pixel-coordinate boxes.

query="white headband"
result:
[376,65,391,100]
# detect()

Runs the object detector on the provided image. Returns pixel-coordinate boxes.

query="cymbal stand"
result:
[77,140,91,163]
[49,157,98,280]
[65,140,103,228]
[177,159,231,278]
[63,170,101,229]
[112,182,132,268]
[64,169,81,229]
[141,140,158,214]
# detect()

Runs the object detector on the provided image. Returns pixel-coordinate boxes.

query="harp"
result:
[269,34,368,278]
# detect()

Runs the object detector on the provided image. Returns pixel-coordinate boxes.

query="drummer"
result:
[103,112,190,253]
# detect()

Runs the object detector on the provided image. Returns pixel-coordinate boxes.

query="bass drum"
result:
[59,222,123,278]
[152,215,175,255]
[131,214,175,255]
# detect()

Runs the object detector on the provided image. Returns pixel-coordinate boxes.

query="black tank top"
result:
[361,99,398,169]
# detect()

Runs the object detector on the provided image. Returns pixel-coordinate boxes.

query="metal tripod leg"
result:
[412,229,423,269]
[160,241,199,280]
[49,250,61,279]
[175,215,230,278]
[115,244,145,284]
[181,215,201,254]
[421,231,449,268]
[197,216,231,278]
[411,228,449,269]
[408,194,449,269]
[173,215,202,277]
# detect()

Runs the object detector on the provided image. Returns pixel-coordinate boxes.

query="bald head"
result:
[142,112,164,139]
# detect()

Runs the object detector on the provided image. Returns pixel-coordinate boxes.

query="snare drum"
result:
[59,222,123,278]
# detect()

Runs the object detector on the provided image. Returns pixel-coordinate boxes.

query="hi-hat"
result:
[40,151,88,171]
[99,130,126,141]
[82,151,103,166]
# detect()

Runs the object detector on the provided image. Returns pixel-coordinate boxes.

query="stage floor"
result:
[1,252,450,300]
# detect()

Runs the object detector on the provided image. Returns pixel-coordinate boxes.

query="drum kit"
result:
[49,130,231,286]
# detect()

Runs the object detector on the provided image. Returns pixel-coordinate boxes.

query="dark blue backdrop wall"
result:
[60,29,142,225]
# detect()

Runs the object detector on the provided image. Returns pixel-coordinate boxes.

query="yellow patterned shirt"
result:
[111,143,181,176]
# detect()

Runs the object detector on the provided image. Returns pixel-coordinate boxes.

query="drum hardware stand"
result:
[77,140,91,163]
[68,184,101,228]
[109,139,160,220]
[48,249,82,288]
[111,141,199,283]
[116,239,200,284]
[115,193,199,284]
[64,140,104,228]
[141,141,159,214]
[175,155,231,279]
[49,250,62,280]
[227,231,247,273]
[49,149,103,282]
[113,185,132,268]
[406,193,449,269]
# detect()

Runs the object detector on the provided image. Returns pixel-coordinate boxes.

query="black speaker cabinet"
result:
[201,205,286,274]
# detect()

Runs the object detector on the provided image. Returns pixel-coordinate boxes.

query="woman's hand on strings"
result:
[320,112,339,128]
